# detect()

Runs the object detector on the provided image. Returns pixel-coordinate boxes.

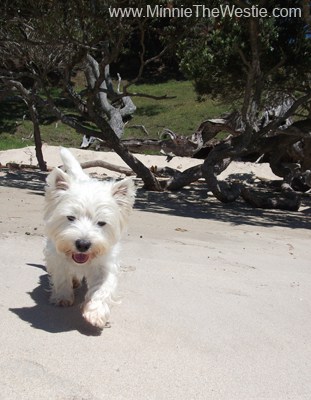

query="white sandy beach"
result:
[0,145,310,399]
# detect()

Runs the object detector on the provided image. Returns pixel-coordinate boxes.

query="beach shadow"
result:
[134,184,311,230]
[10,263,103,336]
[1,168,310,230]
[0,169,46,192]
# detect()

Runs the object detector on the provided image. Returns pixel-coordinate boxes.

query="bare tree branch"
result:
[80,160,134,176]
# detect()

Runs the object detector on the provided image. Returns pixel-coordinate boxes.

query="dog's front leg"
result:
[82,270,117,329]
[46,258,75,307]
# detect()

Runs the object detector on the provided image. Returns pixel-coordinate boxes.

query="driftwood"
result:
[4,162,42,171]
[81,117,240,158]
[80,160,134,176]
[241,186,301,211]
[77,110,311,210]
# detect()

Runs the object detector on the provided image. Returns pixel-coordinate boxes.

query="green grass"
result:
[0,81,229,151]
[0,95,82,151]
[0,132,33,150]
[124,81,228,139]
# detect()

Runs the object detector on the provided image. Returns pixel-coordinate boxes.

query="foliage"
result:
[178,0,311,107]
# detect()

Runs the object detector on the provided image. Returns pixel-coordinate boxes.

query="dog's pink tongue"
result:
[72,253,89,264]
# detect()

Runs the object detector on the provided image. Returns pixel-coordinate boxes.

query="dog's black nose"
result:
[75,239,91,252]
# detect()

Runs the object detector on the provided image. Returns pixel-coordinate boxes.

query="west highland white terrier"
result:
[44,148,135,329]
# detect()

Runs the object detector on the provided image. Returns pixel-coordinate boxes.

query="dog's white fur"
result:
[44,148,135,329]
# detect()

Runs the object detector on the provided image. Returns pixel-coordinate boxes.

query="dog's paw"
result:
[50,295,74,307]
[82,300,110,329]
[72,277,81,289]
[57,298,74,307]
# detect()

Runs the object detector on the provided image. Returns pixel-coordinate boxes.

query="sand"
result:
[0,145,310,400]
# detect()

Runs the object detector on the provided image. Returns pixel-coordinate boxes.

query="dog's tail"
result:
[60,147,89,181]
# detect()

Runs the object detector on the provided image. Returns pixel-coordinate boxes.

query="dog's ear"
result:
[60,147,90,181]
[112,178,136,211]
[46,167,71,191]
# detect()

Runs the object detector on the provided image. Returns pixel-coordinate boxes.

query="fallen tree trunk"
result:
[241,186,301,211]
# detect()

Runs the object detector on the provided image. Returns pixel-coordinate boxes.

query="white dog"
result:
[44,148,135,329]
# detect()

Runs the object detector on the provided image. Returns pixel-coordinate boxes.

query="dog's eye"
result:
[97,221,106,227]
[67,216,76,222]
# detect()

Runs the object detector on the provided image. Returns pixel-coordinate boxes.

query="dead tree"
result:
[84,54,136,139]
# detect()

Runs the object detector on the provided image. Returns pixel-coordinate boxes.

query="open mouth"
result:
[72,253,90,264]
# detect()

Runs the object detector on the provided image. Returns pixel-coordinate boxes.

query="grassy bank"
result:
[0,81,228,151]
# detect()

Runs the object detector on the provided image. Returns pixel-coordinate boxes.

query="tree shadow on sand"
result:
[0,168,310,230]
[135,183,311,230]
[0,169,46,192]
[10,263,103,336]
